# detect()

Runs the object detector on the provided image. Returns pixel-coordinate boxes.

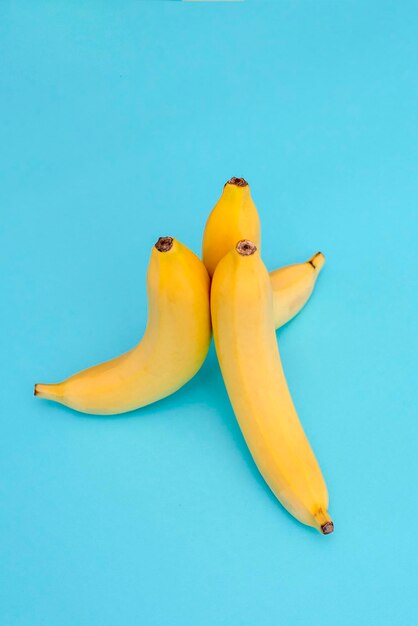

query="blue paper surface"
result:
[1,2,417,625]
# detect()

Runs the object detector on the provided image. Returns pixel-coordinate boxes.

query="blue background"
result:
[1,2,417,625]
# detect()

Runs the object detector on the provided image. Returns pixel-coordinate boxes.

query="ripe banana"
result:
[34,237,211,415]
[211,239,333,533]
[270,251,325,328]
[202,177,325,327]
[202,177,261,277]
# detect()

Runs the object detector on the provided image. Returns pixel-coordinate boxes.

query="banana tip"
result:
[236,240,257,256]
[155,237,174,252]
[226,177,248,187]
[321,521,334,535]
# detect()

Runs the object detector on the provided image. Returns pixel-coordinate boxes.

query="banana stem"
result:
[34,383,63,403]
[308,251,325,272]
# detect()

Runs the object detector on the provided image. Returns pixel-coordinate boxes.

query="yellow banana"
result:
[202,177,325,327]
[34,237,211,415]
[202,177,261,277]
[211,239,333,534]
[270,252,325,328]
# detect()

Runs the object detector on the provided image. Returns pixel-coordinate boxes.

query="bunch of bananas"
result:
[35,177,333,535]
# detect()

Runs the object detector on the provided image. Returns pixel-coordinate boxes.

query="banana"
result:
[34,237,211,415]
[202,177,261,277]
[202,178,325,327]
[211,239,333,533]
[270,252,325,328]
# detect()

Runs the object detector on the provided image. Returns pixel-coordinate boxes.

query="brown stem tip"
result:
[308,251,324,270]
[321,521,334,535]
[155,237,174,252]
[227,177,248,187]
[236,240,257,256]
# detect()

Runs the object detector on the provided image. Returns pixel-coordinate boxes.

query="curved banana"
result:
[202,177,261,277]
[211,239,333,534]
[202,177,325,326]
[34,237,211,415]
[270,251,325,328]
